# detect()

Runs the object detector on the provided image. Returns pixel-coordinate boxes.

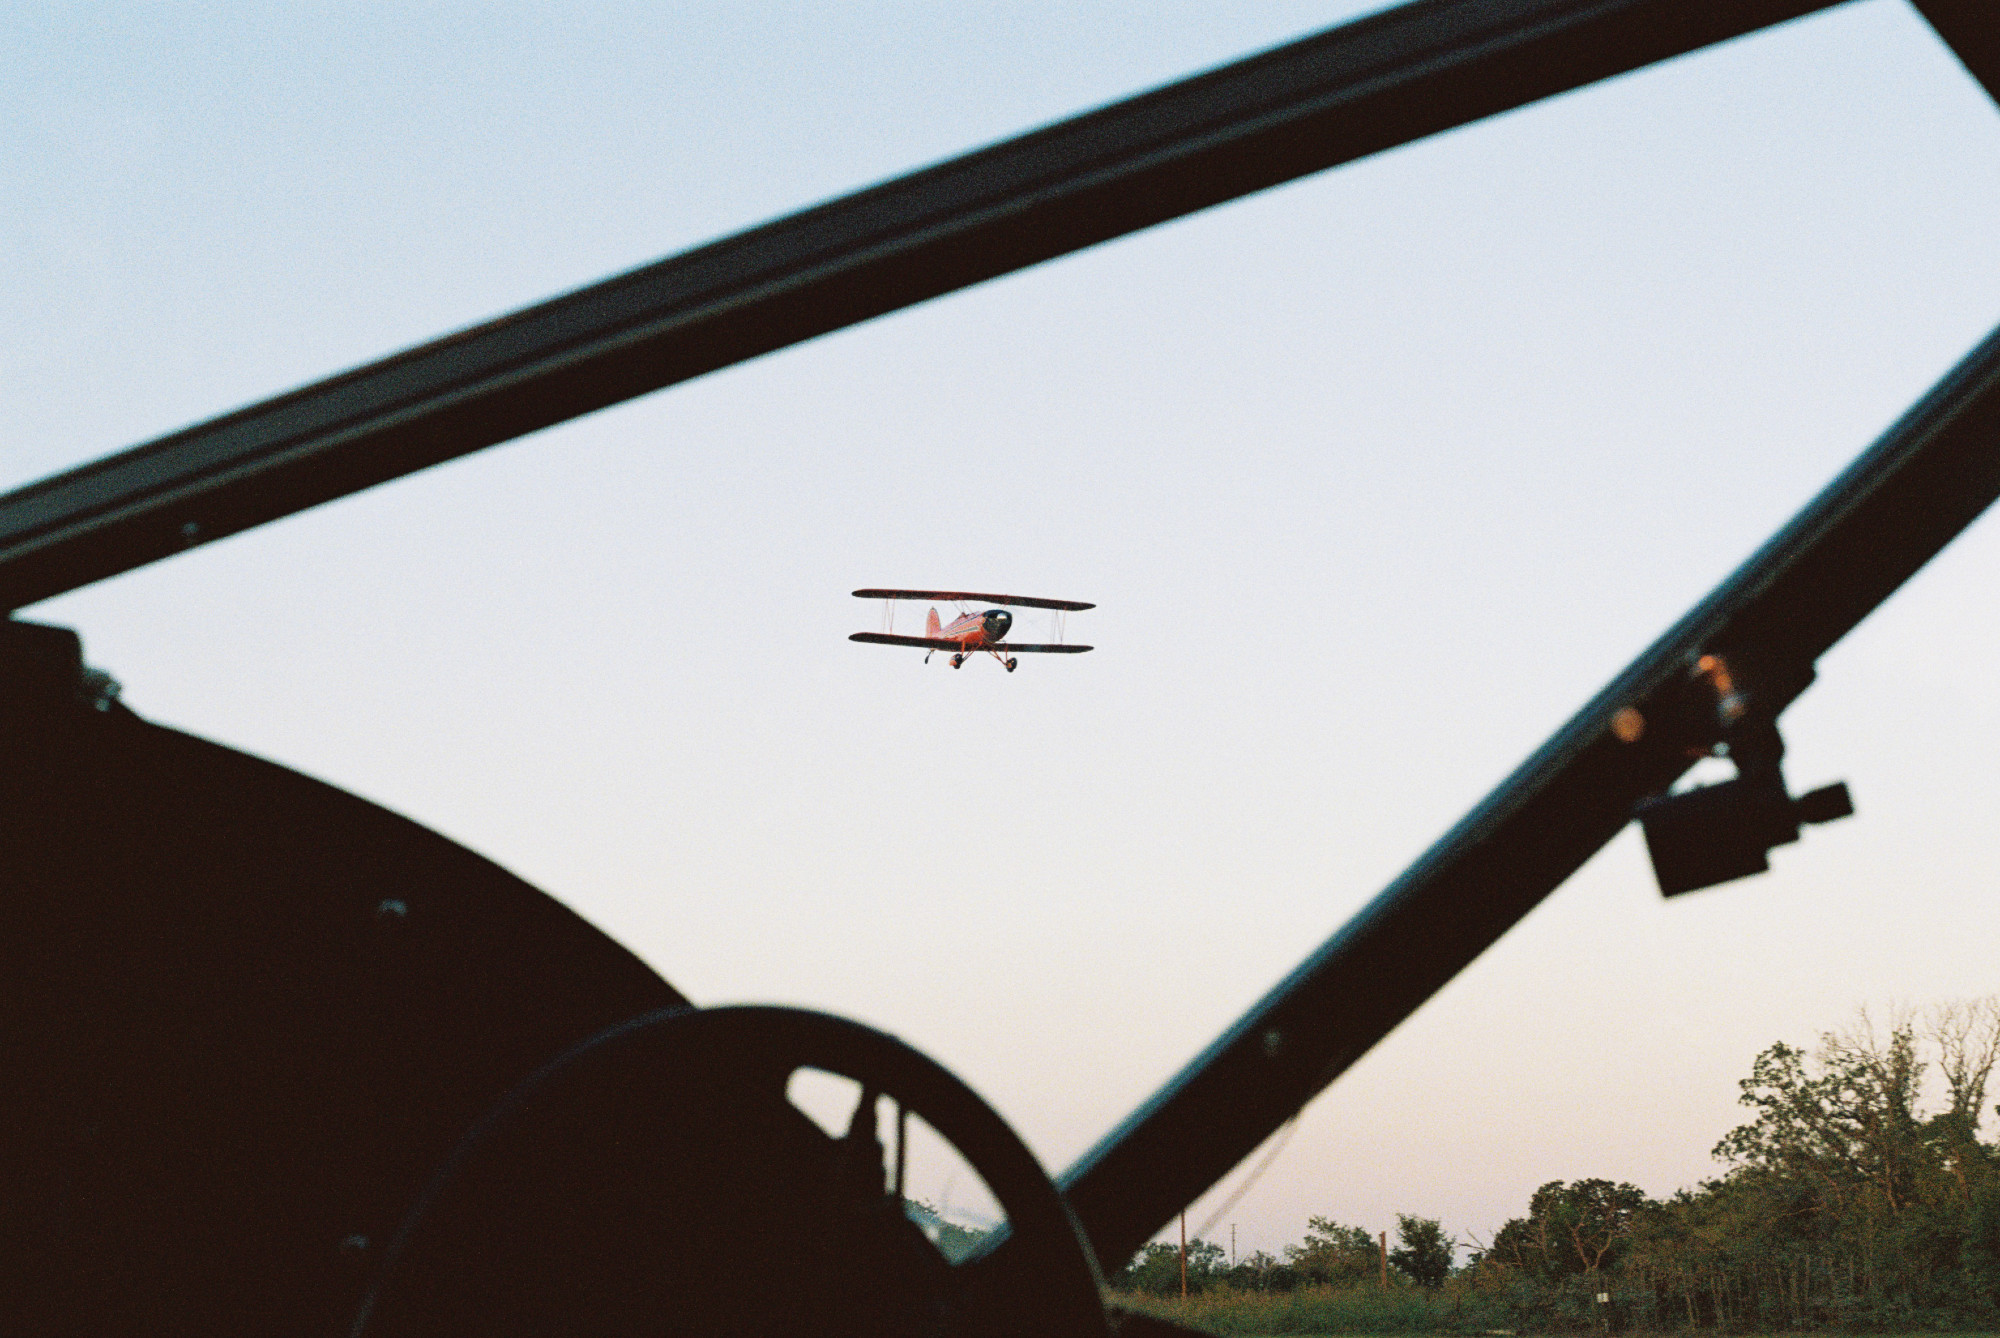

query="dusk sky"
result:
[10,0,2000,1262]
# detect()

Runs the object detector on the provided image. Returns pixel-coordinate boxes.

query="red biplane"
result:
[849,590,1094,671]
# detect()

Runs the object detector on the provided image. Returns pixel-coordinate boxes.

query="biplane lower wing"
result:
[848,633,1092,653]
[852,589,1095,612]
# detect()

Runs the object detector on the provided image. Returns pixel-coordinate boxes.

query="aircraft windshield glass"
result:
[18,0,2000,1273]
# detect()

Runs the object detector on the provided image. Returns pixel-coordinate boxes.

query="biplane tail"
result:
[926,607,942,638]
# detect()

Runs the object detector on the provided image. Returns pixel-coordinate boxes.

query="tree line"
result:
[1114,999,2000,1331]
[1114,1213,1453,1297]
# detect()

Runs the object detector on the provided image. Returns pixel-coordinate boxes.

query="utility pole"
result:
[1379,1230,1389,1289]
[1179,1211,1188,1299]
[1231,1223,1237,1267]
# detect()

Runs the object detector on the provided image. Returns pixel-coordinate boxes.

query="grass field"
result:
[1109,1288,2000,1337]
[1111,1285,1509,1335]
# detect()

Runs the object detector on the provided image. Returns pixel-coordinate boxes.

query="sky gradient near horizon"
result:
[10,0,2000,1263]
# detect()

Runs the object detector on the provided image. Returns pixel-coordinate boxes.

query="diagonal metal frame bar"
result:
[1048,318,2000,1272]
[1917,0,2000,103]
[0,0,1842,613]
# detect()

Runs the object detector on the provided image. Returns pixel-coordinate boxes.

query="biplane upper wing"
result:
[852,589,1094,611]
[848,634,1092,653]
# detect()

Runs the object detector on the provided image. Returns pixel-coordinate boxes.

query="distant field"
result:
[1111,1286,1500,1336]
[1109,1290,2000,1338]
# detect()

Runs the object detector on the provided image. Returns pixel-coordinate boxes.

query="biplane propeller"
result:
[849,589,1093,672]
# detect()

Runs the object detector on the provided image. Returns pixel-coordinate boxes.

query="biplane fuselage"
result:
[929,606,1012,650]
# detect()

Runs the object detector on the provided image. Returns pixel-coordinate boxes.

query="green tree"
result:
[1490,1180,1647,1282]
[1389,1214,1454,1287]
[1114,1238,1226,1296]
[1710,1006,2000,1314]
[1286,1216,1378,1285]
[1650,1001,2000,1323]
[1222,1249,1297,1292]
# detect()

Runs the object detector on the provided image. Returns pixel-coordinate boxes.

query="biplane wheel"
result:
[1005,658,1018,673]
[950,653,964,669]
[354,1006,1109,1338]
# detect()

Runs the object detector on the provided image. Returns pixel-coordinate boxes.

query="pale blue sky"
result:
[9,0,2000,1260]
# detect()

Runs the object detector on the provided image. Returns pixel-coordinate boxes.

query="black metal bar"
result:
[1914,0,2000,108]
[0,0,1840,612]
[1054,317,2000,1274]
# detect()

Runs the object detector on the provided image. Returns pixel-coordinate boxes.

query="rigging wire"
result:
[1192,1116,1302,1244]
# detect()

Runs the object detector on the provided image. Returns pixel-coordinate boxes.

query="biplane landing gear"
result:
[353,1006,1109,1338]
[949,653,964,669]
[1005,658,1018,673]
